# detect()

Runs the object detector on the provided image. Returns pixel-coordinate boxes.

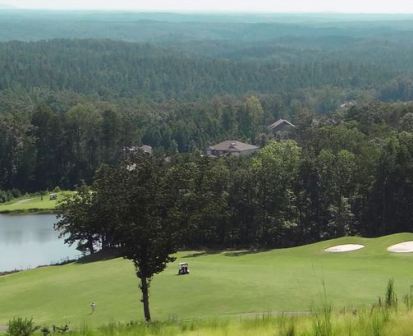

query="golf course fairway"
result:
[0,192,72,214]
[0,233,413,326]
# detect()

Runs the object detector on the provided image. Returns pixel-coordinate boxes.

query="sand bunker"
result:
[325,244,365,253]
[387,242,413,253]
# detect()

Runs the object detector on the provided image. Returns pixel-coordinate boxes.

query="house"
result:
[268,119,296,132]
[268,119,296,138]
[340,101,356,109]
[207,140,259,157]
[124,145,153,155]
[138,145,153,155]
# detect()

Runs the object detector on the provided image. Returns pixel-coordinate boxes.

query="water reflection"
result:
[0,214,79,271]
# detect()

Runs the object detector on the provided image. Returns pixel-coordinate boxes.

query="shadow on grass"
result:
[224,249,263,257]
[76,248,122,264]
[182,249,264,258]
[182,251,221,258]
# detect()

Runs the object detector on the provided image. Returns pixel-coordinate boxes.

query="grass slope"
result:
[0,234,413,326]
[0,192,71,213]
[47,310,413,336]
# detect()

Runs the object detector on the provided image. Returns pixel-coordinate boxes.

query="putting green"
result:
[0,233,412,326]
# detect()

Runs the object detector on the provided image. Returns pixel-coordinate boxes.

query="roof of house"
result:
[125,145,153,154]
[209,140,259,152]
[268,119,296,130]
[139,145,153,154]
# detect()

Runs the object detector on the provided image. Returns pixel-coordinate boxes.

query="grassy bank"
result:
[60,308,413,336]
[0,234,413,326]
[4,300,413,336]
[0,192,72,214]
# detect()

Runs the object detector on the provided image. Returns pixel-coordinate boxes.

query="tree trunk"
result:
[140,276,151,322]
[87,237,95,254]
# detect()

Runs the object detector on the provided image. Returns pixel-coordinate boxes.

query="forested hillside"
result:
[0,12,412,245]
[2,11,413,43]
[0,40,397,100]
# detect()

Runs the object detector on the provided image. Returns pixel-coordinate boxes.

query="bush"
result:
[312,304,333,336]
[0,189,22,203]
[7,318,39,336]
[385,279,398,309]
[10,189,22,199]
[0,190,7,203]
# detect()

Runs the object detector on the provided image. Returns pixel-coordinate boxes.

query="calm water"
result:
[0,214,79,272]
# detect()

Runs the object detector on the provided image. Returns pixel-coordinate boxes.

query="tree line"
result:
[0,89,353,192]
[0,39,401,101]
[1,92,413,200]
[56,109,413,319]
[56,104,413,253]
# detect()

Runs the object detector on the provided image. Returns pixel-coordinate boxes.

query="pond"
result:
[0,214,79,272]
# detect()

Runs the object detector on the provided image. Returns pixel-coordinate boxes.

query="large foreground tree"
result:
[57,153,186,321]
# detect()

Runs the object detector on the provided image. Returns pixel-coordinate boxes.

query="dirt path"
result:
[13,198,34,205]
[231,311,312,318]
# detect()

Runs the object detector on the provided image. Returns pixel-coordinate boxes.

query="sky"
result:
[3,0,413,13]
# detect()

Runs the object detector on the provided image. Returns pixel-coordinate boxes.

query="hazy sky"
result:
[4,0,413,13]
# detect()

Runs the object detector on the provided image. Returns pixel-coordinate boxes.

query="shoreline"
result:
[0,248,120,277]
[0,258,79,277]
[0,191,72,215]
[0,269,20,277]
[0,209,57,215]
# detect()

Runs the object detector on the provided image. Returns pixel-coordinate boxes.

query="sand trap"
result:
[387,242,413,253]
[325,244,365,253]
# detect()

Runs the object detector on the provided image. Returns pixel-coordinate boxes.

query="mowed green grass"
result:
[0,234,413,326]
[0,192,72,213]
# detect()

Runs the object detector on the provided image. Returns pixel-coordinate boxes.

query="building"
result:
[268,119,296,132]
[340,101,356,109]
[124,145,153,155]
[137,145,153,155]
[207,140,259,157]
[267,119,296,138]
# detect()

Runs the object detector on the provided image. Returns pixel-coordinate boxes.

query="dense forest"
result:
[0,39,403,100]
[1,11,413,246]
[56,103,413,251]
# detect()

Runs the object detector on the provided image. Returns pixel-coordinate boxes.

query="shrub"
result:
[7,318,39,336]
[280,324,296,336]
[40,327,50,336]
[402,285,413,311]
[312,304,333,336]
[0,190,8,203]
[0,189,18,203]
[10,189,22,198]
[385,279,397,309]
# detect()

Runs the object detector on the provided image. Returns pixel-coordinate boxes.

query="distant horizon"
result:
[3,8,413,16]
[3,0,413,14]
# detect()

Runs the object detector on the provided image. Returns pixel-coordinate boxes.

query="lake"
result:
[0,214,79,272]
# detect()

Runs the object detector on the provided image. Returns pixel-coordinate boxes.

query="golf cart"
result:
[178,262,190,275]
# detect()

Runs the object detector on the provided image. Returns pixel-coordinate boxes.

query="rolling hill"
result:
[0,234,413,326]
